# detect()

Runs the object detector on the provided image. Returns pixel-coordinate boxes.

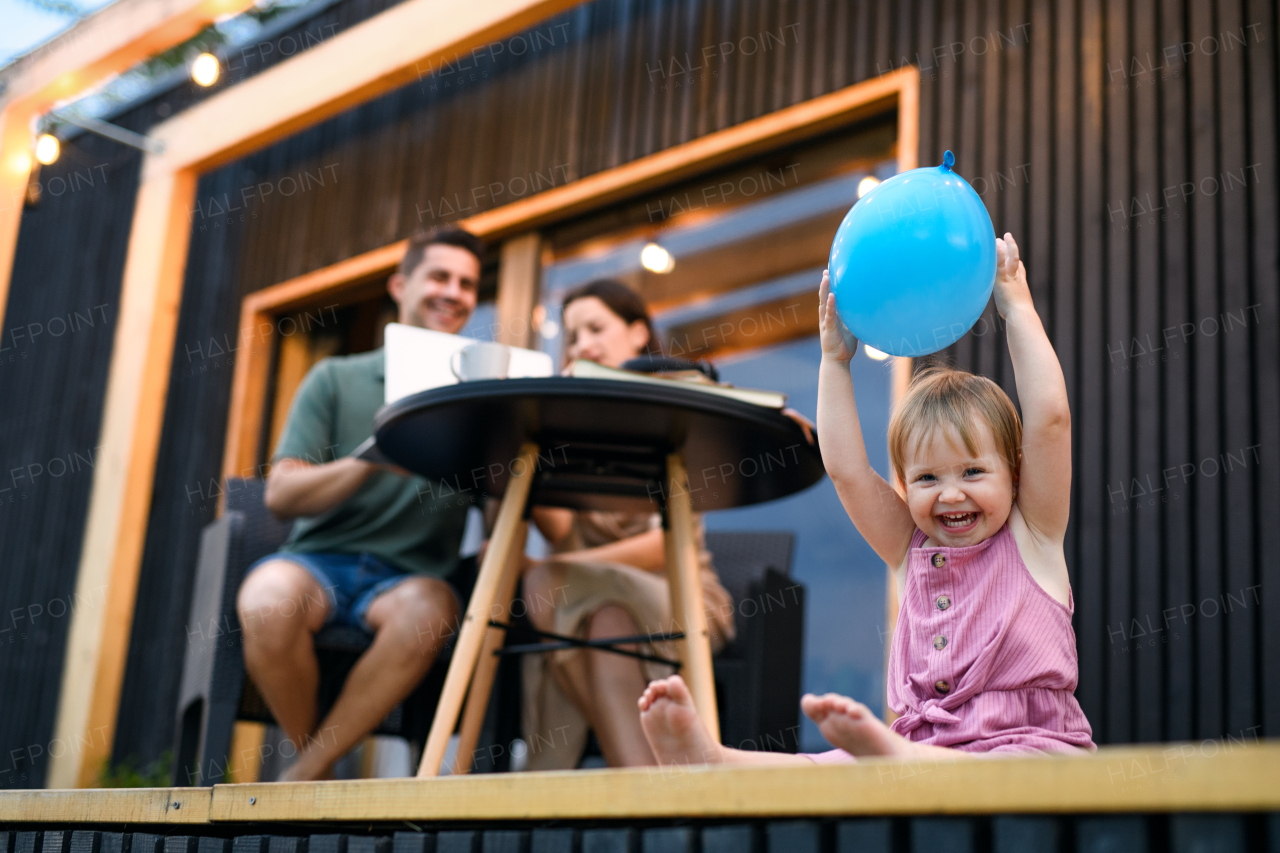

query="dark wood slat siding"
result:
[1158,0,1193,744]
[0,137,141,790]
[1127,0,1161,745]
[1214,0,1256,744]
[0,0,414,788]
[0,0,1260,771]
[1247,0,1280,742]
[934,0,1279,745]
[1102,0,1134,746]
[1186,0,1224,742]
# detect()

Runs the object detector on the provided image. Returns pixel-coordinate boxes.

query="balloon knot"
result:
[941,150,955,171]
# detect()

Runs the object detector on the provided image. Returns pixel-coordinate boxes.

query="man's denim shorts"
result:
[245,551,475,635]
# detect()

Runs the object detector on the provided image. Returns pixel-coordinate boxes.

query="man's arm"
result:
[264,456,379,520]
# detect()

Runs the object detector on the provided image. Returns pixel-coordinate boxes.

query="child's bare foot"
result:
[802,693,915,758]
[638,675,725,767]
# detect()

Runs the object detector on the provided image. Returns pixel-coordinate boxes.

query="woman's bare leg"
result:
[580,605,655,767]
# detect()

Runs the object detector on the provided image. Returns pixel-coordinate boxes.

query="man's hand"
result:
[993,232,1034,319]
[818,270,858,364]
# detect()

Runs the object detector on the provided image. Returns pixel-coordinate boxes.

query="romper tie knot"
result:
[895,701,962,735]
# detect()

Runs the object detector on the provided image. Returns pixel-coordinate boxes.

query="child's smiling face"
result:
[902,420,1018,547]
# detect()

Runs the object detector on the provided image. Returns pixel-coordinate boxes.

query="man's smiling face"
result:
[389,243,480,334]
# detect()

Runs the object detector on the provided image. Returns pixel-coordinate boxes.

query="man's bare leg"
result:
[638,676,811,767]
[282,576,459,780]
[237,561,330,752]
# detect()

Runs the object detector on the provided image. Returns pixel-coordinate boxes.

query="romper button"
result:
[931,553,946,568]
[933,635,947,650]
[935,680,951,695]
[936,595,951,610]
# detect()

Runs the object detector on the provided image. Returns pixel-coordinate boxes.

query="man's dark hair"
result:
[398,226,484,278]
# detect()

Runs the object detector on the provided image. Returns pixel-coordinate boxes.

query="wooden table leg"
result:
[664,452,720,742]
[417,442,540,777]
[451,521,527,774]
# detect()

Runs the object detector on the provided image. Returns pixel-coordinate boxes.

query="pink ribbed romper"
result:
[810,523,1095,763]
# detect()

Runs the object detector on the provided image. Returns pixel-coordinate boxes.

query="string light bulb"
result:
[191,53,220,87]
[640,243,674,273]
[35,134,60,165]
[864,345,890,361]
[857,176,880,198]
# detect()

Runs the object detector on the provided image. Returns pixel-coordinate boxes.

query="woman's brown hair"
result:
[561,279,661,355]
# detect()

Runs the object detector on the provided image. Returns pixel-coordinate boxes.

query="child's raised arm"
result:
[994,233,1072,541]
[816,271,916,567]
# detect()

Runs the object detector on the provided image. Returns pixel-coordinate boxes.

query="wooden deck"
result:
[2,743,1277,825]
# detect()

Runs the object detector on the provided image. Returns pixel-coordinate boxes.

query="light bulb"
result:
[857,176,880,198]
[191,53,221,87]
[864,345,890,361]
[35,134,60,165]
[640,243,674,273]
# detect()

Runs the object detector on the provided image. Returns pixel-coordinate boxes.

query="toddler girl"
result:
[638,233,1096,764]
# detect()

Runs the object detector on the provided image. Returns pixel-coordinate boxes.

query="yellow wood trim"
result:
[0,103,37,332]
[0,0,260,332]
[47,165,199,789]
[218,742,1275,820]
[494,232,541,348]
[228,721,266,783]
[150,0,590,173]
[0,786,212,824]
[10,744,1275,822]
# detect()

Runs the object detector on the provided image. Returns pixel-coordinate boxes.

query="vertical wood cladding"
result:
[3,0,1272,772]
[0,0,409,787]
[0,137,139,789]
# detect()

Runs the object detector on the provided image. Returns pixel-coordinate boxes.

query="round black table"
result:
[374,377,824,776]
[375,377,824,513]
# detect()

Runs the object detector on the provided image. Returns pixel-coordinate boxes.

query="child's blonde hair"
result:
[887,366,1022,486]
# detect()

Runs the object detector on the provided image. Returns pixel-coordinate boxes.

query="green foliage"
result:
[96,750,173,788]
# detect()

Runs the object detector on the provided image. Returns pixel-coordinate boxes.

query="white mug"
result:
[450,341,511,381]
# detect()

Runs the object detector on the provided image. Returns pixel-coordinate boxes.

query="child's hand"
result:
[818,270,858,363]
[993,232,1034,319]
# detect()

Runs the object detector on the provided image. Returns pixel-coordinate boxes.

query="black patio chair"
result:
[171,478,459,786]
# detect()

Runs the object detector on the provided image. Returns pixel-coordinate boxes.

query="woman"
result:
[519,279,737,769]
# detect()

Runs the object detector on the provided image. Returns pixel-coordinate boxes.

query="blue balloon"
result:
[828,150,996,357]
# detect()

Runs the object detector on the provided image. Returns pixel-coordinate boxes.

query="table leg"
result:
[417,442,540,777]
[451,521,527,774]
[663,452,720,742]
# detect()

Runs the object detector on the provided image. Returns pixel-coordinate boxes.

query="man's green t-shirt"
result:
[272,348,471,577]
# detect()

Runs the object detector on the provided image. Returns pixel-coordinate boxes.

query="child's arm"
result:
[816,271,917,567]
[995,233,1072,542]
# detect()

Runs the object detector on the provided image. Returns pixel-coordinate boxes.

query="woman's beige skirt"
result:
[519,559,734,770]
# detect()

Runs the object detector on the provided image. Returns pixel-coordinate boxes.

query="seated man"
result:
[236,226,483,781]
